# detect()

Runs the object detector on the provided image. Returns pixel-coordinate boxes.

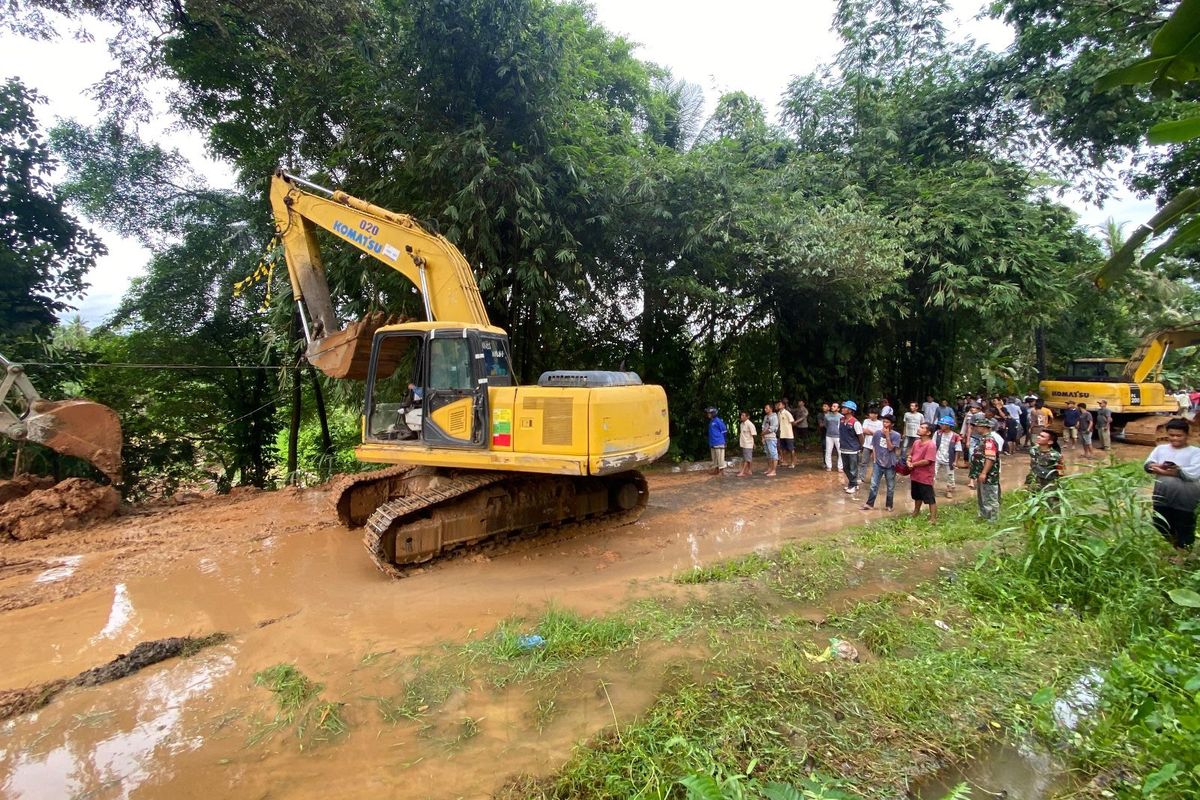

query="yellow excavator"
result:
[1,354,122,483]
[268,169,669,575]
[1037,322,1200,444]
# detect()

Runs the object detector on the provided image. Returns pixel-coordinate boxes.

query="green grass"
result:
[249,664,347,749]
[675,552,772,584]
[369,655,467,722]
[461,606,640,686]
[493,465,1197,800]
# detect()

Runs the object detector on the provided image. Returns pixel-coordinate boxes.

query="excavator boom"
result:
[1,355,122,482]
[270,170,490,379]
[1124,322,1200,383]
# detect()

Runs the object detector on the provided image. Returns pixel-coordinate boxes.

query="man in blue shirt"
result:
[706,406,728,475]
[1062,404,1080,449]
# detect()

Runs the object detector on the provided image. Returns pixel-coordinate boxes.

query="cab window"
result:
[480,337,513,386]
[428,338,473,391]
[366,334,423,440]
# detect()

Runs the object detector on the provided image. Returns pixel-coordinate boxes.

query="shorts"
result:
[764,438,779,460]
[779,438,795,452]
[741,447,754,461]
[910,481,937,504]
[1080,430,1093,446]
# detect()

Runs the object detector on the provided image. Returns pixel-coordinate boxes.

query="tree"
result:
[49,118,282,493]
[0,77,105,347]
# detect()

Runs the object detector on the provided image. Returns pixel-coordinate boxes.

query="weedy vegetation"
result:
[494,463,1198,799]
[249,663,347,749]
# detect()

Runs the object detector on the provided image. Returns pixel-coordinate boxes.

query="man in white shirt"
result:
[736,410,757,478]
[859,407,884,486]
[775,400,796,469]
[1145,418,1200,548]
[921,395,939,425]
[902,402,924,460]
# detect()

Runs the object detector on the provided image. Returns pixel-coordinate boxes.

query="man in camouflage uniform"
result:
[966,414,1002,521]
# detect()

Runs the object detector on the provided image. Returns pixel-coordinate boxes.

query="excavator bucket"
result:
[1,354,123,483]
[305,311,411,381]
[306,313,383,381]
[22,399,123,482]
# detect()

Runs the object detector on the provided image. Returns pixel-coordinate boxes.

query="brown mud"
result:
[0,444,1143,799]
[0,475,56,504]
[0,478,120,542]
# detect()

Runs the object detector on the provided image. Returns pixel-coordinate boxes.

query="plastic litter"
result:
[517,634,546,651]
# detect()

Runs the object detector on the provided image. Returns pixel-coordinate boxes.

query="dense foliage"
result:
[0,78,104,346]
[5,0,1200,488]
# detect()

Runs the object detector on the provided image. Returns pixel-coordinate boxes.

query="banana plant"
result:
[1095,1,1200,287]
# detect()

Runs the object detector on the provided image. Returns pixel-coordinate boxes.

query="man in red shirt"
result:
[907,422,938,523]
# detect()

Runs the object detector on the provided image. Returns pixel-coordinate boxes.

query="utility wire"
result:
[15,361,283,371]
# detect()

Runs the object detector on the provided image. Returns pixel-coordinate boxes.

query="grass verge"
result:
[492,464,1199,800]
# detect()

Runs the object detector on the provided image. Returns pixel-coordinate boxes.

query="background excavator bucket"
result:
[2,354,123,483]
[22,399,123,483]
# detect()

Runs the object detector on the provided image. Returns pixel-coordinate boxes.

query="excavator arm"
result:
[269,170,490,379]
[1124,322,1200,383]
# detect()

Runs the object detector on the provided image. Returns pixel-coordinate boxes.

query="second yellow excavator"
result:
[268,170,669,576]
[1038,322,1200,444]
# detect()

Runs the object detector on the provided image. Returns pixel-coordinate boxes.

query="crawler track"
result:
[333,468,650,578]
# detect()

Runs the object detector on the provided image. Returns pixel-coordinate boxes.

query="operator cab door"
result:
[422,331,488,448]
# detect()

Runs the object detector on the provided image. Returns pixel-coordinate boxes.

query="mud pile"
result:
[0,477,120,541]
[0,474,56,504]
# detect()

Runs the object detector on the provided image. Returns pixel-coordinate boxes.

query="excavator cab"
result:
[364,324,512,449]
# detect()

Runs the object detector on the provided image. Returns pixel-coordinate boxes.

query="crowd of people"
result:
[703,393,1108,526]
[706,392,1196,550]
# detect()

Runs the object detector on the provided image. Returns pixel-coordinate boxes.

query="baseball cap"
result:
[704,406,717,414]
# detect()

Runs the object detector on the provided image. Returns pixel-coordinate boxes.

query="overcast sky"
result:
[0,0,1156,326]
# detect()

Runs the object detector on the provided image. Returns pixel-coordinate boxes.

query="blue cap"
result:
[938,415,955,426]
[842,400,858,411]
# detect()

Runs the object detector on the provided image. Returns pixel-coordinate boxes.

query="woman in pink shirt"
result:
[907,422,938,523]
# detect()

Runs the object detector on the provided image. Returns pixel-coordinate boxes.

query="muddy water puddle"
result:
[1,635,703,800]
[916,740,1068,800]
[0,448,1136,797]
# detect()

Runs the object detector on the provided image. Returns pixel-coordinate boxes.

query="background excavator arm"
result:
[269,170,491,379]
[1,353,122,482]
[1124,322,1200,383]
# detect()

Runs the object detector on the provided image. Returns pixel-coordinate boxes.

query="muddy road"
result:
[0,447,1139,799]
